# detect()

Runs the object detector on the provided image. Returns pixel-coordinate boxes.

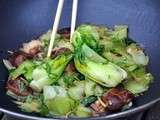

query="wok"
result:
[0,0,160,120]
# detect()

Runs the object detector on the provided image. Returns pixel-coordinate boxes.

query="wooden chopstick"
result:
[70,0,78,41]
[47,0,64,57]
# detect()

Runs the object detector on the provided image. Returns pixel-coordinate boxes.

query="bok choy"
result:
[30,53,73,92]
[72,29,127,87]
[43,86,76,116]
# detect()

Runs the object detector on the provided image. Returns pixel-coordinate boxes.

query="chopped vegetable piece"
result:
[22,40,42,55]
[9,51,32,67]
[112,25,128,40]
[58,27,70,39]
[72,28,127,87]
[94,85,104,97]
[103,51,137,72]
[6,79,32,96]
[75,57,127,87]
[127,43,149,66]
[124,68,153,94]
[16,100,41,113]
[81,96,97,107]
[84,80,96,97]
[62,74,75,87]
[68,81,85,100]
[30,67,50,92]
[10,60,35,80]
[30,54,72,92]
[45,97,75,116]
[6,90,27,101]
[3,59,15,70]
[43,86,67,100]
[76,25,100,51]
[51,47,71,59]
[43,86,76,116]
[64,61,76,75]
[15,94,49,115]
[75,105,92,117]
[81,44,106,63]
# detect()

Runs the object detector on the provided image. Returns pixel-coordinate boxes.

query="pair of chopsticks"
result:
[47,0,78,57]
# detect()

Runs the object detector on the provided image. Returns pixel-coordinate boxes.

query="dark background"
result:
[0,0,160,120]
[0,0,160,50]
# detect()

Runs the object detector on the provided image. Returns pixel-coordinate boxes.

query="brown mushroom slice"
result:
[9,51,32,67]
[64,61,76,75]
[58,27,71,39]
[91,87,134,113]
[102,87,134,111]
[51,47,71,58]
[22,40,42,56]
[6,79,32,96]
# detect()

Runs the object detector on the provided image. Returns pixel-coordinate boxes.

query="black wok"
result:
[0,0,160,120]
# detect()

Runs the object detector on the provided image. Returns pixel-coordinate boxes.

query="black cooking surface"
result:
[0,101,160,120]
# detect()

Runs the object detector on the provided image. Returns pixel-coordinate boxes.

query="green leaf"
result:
[43,85,67,100]
[15,95,43,113]
[68,81,85,100]
[77,25,99,51]
[74,57,127,87]
[81,96,97,107]
[84,79,96,97]
[43,86,76,115]
[112,25,128,40]
[30,67,51,92]
[72,25,103,54]
[29,54,73,92]
[124,68,153,94]
[75,105,92,117]
[58,74,77,88]
[103,52,137,72]
[16,100,41,113]
[10,60,35,80]
[127,43,149,66]
[45,97,76,116]
[82,44,107,63]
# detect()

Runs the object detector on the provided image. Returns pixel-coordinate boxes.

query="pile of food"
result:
[3,24,153,118]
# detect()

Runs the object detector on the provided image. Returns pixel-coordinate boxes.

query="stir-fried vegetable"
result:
[75,105,92,117]
[10,60,35,81]
[76,25,101,52]
[58,74,76,87]
[4,24,153,118]
[84,80,96,97]
[84,79,104,97]
[15,95,49,116]
[30,53,72,92]
[124,68,153,94]
[72,30,127,87]
[81,96,97,107]
[127,43,149,66]
[75,58,127,87]
[68,81,85,100]
[43,86,76,116]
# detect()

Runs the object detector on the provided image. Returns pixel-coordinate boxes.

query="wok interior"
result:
[0,0,160,118]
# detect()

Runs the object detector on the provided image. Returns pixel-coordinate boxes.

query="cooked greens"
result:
[30,54,73,92]
[10,60,35,81]
[124,67,153,94]
[43,86,76,115]
[4,24,153,118]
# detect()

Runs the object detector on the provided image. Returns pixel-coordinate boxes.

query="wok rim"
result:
[0,98,160,120]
